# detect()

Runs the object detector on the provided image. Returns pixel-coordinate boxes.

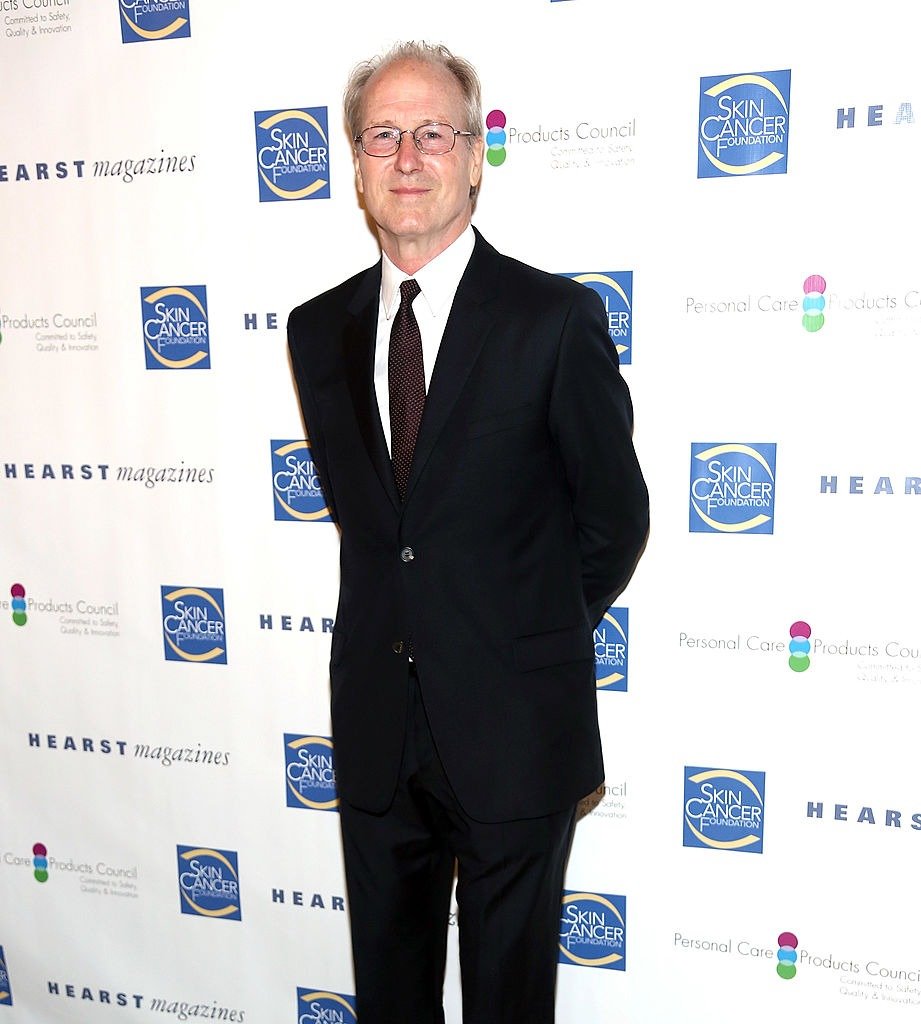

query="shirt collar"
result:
[380,225,476,320]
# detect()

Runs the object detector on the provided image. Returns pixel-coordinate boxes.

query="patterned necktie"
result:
[388,278,425,500]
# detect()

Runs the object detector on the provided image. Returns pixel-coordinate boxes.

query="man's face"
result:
[353,59,484,263]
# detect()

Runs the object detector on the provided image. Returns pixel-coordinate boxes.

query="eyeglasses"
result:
[354,122,476,157]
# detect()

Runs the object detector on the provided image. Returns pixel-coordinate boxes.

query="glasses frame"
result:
[354,122,476,158]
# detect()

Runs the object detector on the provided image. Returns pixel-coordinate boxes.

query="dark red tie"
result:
[389,278,425,500]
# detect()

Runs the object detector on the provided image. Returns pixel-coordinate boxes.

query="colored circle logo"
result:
[485,109,507,167]
[11,583,26,627]
[33,842,48,883]
[802,275,826,333]
[788,621,811,672]
[777,931,798,980]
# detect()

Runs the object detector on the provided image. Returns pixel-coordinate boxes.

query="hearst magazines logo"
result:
[176,845,241,920]
[284,735,339,811]
[271,440,331,522]
[561,271,633,364]
[698,70,791,178]
[594,606,628,691]
[141,286,209,369]
[0,945,12,1006]
[689,442,777,534]
[255,108,330,202]
[161,586,226,664]
[559,891,626,970]
[296,988,356,1023]
[683,766,766,853]
[119,0,191,44]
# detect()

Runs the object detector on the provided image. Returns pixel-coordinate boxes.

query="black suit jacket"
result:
[288,230,648,822]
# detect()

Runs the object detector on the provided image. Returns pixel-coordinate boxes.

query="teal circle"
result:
[803,295,825,312]
[788,639,810,654]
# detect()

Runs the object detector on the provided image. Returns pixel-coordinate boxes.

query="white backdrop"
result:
[3,2,921,1021]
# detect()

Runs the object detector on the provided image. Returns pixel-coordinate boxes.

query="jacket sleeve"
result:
[287,305,339,524]
[547,286,649,626]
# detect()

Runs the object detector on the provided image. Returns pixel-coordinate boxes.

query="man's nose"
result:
[394,131,425,171]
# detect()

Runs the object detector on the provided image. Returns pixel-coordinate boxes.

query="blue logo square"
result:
[560,271,633,364]
[177,845,241,920]
[119,0,191,43]
[683,767,766,853]
[296,988,356,1022]
[0,945,12,1006]
[255,108,331,202]
[284,734,339,811]
[271,440,332,522]
[141,285,210,370]
[559,891,626,970]
[689,442,777,534]
[161,586,226,665]
[595,606,628,691]
[698,70,791,178]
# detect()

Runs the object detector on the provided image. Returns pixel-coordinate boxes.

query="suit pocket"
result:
[513,624,593,673]
[467,402,537,439]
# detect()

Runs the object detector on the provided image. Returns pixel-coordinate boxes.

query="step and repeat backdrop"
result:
[2,2,921,1022]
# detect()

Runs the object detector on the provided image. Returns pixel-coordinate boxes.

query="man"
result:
[287,40,648,1024]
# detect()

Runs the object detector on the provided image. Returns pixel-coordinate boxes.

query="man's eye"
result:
[373,129,400,141]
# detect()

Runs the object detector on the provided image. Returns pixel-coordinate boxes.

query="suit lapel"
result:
[404,232,502,502]
[341,263,401,512]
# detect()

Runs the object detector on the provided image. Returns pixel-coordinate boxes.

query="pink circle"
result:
[33,842,47,856]
[11,583,24,598]
[789,621,811,639]
[485,109,506,130]
[778,931,798,949]
[803,275,826,294]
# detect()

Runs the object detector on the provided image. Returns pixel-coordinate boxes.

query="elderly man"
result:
[287,40,648,1024]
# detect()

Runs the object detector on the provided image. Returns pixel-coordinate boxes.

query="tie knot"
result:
[400,278,421,304]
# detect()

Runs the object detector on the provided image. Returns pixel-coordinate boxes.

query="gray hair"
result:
[344,40,484,143]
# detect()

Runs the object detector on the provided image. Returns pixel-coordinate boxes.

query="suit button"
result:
[400,546,415,562]
[392,641,404,654]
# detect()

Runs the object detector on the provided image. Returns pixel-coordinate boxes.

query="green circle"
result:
[12,611,26,626]
[486,148,506,167]
[777,962,796,980]
[802,312,824,333]
[789,654,810,672]
[34,869,48,883]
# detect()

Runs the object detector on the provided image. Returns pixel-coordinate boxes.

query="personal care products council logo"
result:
[594,606,628,691]
[561,272,633,364]
[161,587,226,664]
[296,988,356,1024]
[177,845,241,920]
[119,0,191,44]
[0,945,11,1006]
[140,286,209,370]
[559,891,626,970]
[284,735,339,811]
[698,70,791,178]
[255,108,330,202]
[271,441,332,522]
[10,583,26,626]
[777,932,798,980]
[683,767,766,853]
[689,443,777,534]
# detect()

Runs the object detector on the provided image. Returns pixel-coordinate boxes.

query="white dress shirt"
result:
[374,225,476,453]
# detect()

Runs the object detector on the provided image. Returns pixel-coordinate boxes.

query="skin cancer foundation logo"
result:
[119,0,191,44]
[140,286,210,370]
[161,587,227,665]
[176,845,241,921]
[558,891,626,970]
[561,272,633,364]
[683,767,766,854]
[594,606,628,691]
[271,440,332,522]
[689,442,777,535]
[284,735,339,811]
[698,70,791,178]
[296,988,357,1023]
[0,945,12,1006]
[254,108,330,203]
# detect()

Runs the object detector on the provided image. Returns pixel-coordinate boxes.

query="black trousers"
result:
[339,668,577,1024]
